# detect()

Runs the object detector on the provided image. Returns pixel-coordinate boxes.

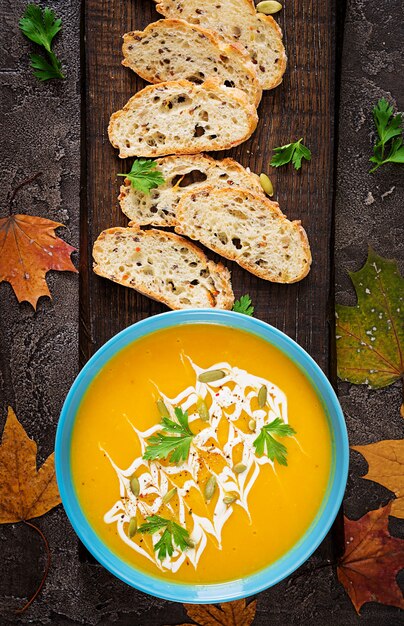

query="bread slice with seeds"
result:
[174,187,312,283]
[108,79,258,158]
[119,154,266,227]
[93,226,234,309]
[122,19,262,107]
[153,0,286,90]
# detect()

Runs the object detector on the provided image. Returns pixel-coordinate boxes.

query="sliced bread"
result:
[154,0,287,90]
[93,225,234,309]
[174,187,312,283]
[122,19,262,107]
[108,79,258,158]
[119,154,265,227]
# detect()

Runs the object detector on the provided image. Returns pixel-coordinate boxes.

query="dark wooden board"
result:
[82,0,336,363]
[81,0,338,570]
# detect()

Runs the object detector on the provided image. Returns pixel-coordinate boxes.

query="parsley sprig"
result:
[270,139,311,171]
[253,418,296,466]
[369,99,404,173]
[19,4,65,81]
[143,407,194,464]
[138,515,193,560]
[118,159,165,194]
[232,294,254,316]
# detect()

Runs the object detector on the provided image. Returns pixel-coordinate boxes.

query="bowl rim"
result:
[55,309,349,603]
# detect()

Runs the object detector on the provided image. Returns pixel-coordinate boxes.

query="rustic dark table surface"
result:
[1,0,403,624]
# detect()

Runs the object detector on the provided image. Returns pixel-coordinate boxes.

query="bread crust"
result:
[122,19,262,107]
[174,187,312,283]
[256,14,287,89]
[93,225,235,310]
[108,79,259,158]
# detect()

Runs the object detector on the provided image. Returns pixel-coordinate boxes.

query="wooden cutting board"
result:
[80,0,341,588]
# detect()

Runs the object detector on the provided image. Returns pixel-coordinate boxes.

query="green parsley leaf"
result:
[253,418,296,466]
[138,515,192,560]
[383,138,404,164]
[143,407,194,464]
[369,99,404,172]
[19,5,61,51]
[19,5,64,80]
[30,52,63,81]
[270,139,311,171]
[118,159,165,195]
[232,294,254,316]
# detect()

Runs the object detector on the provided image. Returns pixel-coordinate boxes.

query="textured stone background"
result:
[0,0,403,624]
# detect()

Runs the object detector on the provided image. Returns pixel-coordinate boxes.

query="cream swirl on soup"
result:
[102,357,295,573]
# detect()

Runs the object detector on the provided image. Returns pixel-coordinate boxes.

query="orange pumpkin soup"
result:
[71,324,332,583]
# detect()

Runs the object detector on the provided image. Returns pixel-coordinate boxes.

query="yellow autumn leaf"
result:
[0,406,61,523]
[174,599,257,626]
[0,407,61,613]
[352,439,404,518]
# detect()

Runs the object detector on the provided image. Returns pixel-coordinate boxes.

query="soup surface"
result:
[71,324,332,583]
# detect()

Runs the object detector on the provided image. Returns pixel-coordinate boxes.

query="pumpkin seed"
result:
[197,397,210,422]
[130,476,140,497]
[162,487,177,504]
[198,369,226,383]
[259,173,274,196]
[248,419,256,432]
[185,537,195,549]
[223,491,239,506]
[204,475,217,501]
[157,399,170,418]
[258,384,268,408]
[233,462,247,474]
[256,1,283,15]
[128,517,137,538]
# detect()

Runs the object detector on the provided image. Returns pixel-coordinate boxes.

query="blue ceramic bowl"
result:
[55,310,348,603]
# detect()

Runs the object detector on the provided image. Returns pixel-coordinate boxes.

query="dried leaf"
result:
[336,248,404,389]
[0,213,77,309]
[0,407,61,523]
[337,503,404,613]
[176,599,257,626]
[352,439,404,519]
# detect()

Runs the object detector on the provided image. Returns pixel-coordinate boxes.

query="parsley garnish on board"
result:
[19,4,65,81]
[369,99,404,173]
[270,139,311,171]
[143,407,195,464]
[253,418,296,466]
[138,515,193,560]
[232,294,254,316]
[118,159,165,194]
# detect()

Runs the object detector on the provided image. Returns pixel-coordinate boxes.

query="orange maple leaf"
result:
[175,599,257,626]
[337,503,404,613]
[0,213,77,308]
